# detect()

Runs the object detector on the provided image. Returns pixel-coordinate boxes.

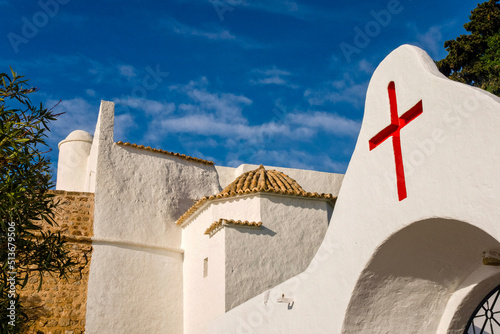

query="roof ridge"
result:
[115,141,213,165]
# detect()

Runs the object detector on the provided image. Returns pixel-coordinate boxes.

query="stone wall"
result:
[21,190,94,334]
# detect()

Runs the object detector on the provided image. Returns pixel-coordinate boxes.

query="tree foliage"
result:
[437,0,500,96]
[0,69,78,333]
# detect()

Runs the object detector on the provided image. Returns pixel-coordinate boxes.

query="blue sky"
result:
[1,0,482,176]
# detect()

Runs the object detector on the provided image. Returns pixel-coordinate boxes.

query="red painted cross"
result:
[369,81,423,201]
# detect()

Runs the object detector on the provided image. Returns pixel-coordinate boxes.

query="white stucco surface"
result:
[86,116,101,193]
[182,195,263,334]
[207,45,500,334]
[85,101,221,334]
[182,193,332,334]
[214,165,237,190]
[182,206,227,334]
[56,130,93,191]
[182,195,261,334]
[225,194,331,310]
[86,244,183,333]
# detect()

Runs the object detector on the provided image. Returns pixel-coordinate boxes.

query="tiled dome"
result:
[220,165,306,195]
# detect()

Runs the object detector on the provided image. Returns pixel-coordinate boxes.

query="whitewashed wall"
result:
[85,101,221,334]
[182,193,331,333]
[225,194,332,310]
[86,244,183,333]
[182,206,226,334]
[208,45,500,334]
[182,195,262,334]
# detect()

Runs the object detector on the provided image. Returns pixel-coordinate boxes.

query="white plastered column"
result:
[56,130,93,191]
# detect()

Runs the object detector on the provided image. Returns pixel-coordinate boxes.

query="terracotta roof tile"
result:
[116,141,213,165]
[176,165,337,226]
[204,218,262,236]
[221,164,307,194]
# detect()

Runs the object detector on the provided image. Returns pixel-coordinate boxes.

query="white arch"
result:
[342,218,500,333]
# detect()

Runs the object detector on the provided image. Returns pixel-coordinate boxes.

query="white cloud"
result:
[86,89,96,97]
[138,77,358,173]
[358,59,374,74]
[114,113,136,141]
[4,54,157,88]
[160,17,262,48]
[46,97,139,145]
[253,76,287,85]
[115,97,175,116]
[157,114,291,142]
[304,76,368,108]
[118,65,137,79]
[415,26,443,59]
[172,78,252,122]
[257,68,292,77]
[150,79,291,142]
[162,17,236,40]
[226,148,347,173]
[47,98,98,137]
[288,111,360,137]
[143,78,255,142]
[249,67,298,88]
[149,105,357,145]
[145,78,327,145]
[406,21,456,59]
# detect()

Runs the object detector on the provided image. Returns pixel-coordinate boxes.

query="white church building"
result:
[56,45,500,333]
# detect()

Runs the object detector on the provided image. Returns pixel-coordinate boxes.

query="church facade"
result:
[56,97,343,333]
[54,45,500,333]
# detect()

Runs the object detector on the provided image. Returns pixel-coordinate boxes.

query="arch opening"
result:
[342,218,500,333]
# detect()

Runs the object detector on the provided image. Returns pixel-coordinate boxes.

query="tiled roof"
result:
[176,165,337,226]
[220,164,305,194]
[204,218,262,236]
[115,141,213,165]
